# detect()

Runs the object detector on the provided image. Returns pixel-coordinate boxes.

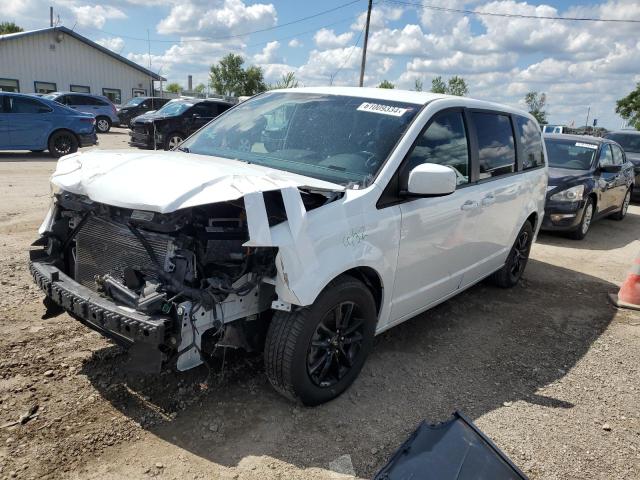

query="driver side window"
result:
[403,110,470,186]
[598,145,613,166]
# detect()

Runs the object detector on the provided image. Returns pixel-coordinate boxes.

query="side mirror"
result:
[599,164,621,173]
[405,163,457,196]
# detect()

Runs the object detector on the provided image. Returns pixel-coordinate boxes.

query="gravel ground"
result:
[0,131,638,480]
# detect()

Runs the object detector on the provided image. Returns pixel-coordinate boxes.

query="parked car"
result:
[129,98,233,150]
[0,92,97,157]
[117,97,171,128]
[603,130,640,201]
[43,92,119,133]
[542,134,634,239]
[30,87,546,405]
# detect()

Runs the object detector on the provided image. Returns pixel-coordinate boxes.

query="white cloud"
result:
[95,37,125,52]
[71,5,127,29]
[156,0,277,36]
[253,40,280,64]
[288,38,302,48]
[313,28,354,49]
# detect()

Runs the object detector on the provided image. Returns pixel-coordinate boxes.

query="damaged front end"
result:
[30,188,332,373]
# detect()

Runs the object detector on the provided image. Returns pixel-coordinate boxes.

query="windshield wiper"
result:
[176,146,190,153]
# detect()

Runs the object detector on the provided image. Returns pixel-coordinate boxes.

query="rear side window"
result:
[403,110,470,186]
[611,144,624,165]
[473,112,516,179]
[515,116,544,170]
[8,97,51,114]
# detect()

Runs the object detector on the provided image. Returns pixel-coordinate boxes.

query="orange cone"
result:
[609,252,640,311]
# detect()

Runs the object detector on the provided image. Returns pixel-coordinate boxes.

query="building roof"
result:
[0,26,165,81]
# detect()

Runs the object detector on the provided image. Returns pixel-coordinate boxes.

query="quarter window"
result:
[403,110,470,186]
[515,116,544,170]
[598,145,613,166]
[34,81,56,94]
[473,112,516,179]
[0,79,20,92]
[102,88,121,105]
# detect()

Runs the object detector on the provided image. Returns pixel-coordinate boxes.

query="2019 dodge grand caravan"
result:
[30,87,547,405]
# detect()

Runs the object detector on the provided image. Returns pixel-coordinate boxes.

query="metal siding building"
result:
[0,27,165,105]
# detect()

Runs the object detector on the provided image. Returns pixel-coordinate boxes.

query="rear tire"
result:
[491,220,533,288]
[570,197,594,240]
[264,276,376,406]
[48,131,78,158]
[96,116,112,133]
[611,188,631,221]
[164,132,184,150]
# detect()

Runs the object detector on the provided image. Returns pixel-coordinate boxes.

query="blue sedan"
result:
[0,93,98,157]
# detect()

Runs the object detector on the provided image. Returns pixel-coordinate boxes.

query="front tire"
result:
[164,132,184,150]
[491,220,533,288]
[95,116,112,133]
[611,188,631,221]
[264,277,376,406]
[48,131,78,158]
[570,197,594,240]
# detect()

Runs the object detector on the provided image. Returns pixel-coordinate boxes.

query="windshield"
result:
[605,133,640,153]
[181,92,420,187]
[156,101,193,116]
[545,138,597,170]
[125,97,146,107]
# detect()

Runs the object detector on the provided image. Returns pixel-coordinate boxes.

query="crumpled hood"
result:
[51,150,344,213]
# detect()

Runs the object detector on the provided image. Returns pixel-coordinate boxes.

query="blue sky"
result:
[6,0,640,128]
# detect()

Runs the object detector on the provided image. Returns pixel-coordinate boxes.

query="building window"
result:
[34,81,57,94]
[132,88,147,97]
[70,84,90,93]
[0,78,20,92]
[102,88,121,105]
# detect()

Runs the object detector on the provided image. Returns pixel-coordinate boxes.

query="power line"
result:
[332,23,366,84]
[382,0,640,23]
[82,0,364,44]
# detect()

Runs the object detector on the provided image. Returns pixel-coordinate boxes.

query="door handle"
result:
[481,195,496,206]
[461,200,479,211]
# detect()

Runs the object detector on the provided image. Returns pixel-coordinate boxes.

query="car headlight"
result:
[550,184,585,202]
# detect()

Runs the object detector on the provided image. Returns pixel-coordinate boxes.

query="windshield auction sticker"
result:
[357,102,408,117]
[575,142,598,149]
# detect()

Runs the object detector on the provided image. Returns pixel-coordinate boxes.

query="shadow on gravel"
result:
[537,210,640,251]
[0,152,56,162]
[81,258,618,476]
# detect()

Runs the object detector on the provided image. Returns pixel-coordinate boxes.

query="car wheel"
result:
[48,131,78,158]
[491,220,533,288]
[264,276,376,406]
[570,197,594,240]
[95,117,112,133]
[611,189,631,221]
[164,133,184,150]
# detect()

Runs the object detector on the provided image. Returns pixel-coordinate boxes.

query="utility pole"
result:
[585,106,590,129]
[147,29,153,97]
[358,0,373,87]
[50,6,53,27]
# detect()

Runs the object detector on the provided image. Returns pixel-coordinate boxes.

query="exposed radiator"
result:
[75,216,170,290]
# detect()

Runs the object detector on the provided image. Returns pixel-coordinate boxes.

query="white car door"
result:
[388,109,484,323]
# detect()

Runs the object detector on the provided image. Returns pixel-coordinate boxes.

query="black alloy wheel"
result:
[48,131,78,158]
[491,220,534,288]
[307,301,366,388]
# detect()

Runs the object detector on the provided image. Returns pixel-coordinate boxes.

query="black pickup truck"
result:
[129,98,233,150]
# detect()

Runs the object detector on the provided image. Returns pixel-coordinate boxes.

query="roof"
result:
[543,133,607,144]
[270,86,532,119]
[0,26,165,81]
[606,129,640,136]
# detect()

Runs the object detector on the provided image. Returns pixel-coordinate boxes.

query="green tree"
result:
[0,22,23,35]
[209,53,266,97]
[193,83,206,94]
[447,76,468,96]
[525,91,548,125]
[616,83,640,130]
[378,80,395,89]
[430,76,446,94]
[271,72,299,89]
[165,83,182,94]
[414,78,423,92]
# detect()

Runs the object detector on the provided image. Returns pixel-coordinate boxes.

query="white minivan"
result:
[31,87,547,405]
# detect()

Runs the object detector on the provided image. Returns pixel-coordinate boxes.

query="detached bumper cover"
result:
[29,259,169,347]
[128,130,155,148]
[374,411,528,480]
[78,132,98,147]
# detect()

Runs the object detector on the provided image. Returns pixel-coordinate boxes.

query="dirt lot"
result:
[0,131,639,480]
